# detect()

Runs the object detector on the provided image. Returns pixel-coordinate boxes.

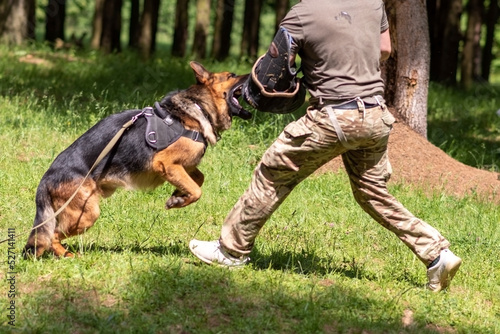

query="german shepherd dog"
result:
[23,62,251,258]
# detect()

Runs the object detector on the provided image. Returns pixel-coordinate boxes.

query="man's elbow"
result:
[380,48,391,61]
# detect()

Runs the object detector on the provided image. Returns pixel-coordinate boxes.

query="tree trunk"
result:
[172,0,189,57]
[0,0,34,44]
[384,0,430,138]
[274,0,289,32]
[27,0,35,40]
[461,0,483,90]
[91,0,105,49]
[241,0,263,58]
[427,0,462,85]
[192,0,210,59]
[138,0,160,59]
[100,0,122,53]
[481,0,498,82]
[45,0,66,43]
[129,0,140,48]
[212,0,234,61]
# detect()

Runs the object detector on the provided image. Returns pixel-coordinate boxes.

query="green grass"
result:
[0,45,499,333]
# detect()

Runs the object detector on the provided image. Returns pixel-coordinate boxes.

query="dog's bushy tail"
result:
[23,183,56,259]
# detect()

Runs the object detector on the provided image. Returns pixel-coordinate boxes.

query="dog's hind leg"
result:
[24,207,57,258]
[24,184,57,259]
[51,180,101,257]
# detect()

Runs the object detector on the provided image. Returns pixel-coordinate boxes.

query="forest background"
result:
[2,0,500,137]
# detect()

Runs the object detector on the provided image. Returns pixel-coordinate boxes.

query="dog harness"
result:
[141,102,207,151]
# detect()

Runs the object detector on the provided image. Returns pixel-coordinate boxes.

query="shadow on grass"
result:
[65,240,370,279]
[66,240,423,288]
[250,246,371,278]
[10,258,483,334]
[1,49,195,107]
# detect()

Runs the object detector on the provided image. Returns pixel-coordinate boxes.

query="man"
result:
[189,0,462,292]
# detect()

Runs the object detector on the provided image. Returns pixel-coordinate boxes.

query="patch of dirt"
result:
[317,120,500,203]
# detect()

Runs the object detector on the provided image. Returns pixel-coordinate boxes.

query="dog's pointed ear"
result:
[190,61,210,84]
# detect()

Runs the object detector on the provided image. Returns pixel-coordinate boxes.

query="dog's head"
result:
[189,61,252,131]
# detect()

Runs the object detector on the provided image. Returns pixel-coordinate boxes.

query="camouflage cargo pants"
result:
[220,102,450,265]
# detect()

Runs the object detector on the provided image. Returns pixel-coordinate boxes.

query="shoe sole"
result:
[440,257,462,291]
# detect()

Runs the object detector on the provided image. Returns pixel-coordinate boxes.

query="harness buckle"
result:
[192,131,199,142]
[147,131,157,143]
[163,115,174,125]
[131,107,152,124]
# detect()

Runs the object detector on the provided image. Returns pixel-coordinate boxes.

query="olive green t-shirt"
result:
[281,0,389,101]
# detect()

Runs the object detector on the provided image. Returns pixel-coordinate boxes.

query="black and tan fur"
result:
[23,62,251,258]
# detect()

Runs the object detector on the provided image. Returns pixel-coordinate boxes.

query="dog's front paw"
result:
[166,196,186,209]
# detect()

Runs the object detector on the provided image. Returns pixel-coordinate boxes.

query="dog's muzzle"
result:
[230,82,252,120]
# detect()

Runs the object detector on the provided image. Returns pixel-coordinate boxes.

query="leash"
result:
[0,110,145,245]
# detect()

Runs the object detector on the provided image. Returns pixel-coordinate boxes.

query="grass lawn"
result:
[0,45,499,333]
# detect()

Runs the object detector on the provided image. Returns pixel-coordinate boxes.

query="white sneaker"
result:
[189,239,249,267]
[426,249,462,292]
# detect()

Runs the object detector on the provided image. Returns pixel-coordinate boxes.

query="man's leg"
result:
[342,143,461,292]
[221,110,347,256]
[342,145,450,265]
[190,108,346,262]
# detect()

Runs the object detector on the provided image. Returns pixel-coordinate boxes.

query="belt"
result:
[327,100,379,110]
[310,95,384,110]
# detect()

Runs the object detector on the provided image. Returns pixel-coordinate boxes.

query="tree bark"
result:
[192,0,210,59]
[129,0,140,48]
[172,0,189,57]
[427,0,462,85]
[27,0,35,40]
[274,0,289,32]
[241,0,263,58]
[0,0,34,44]
[45,0,66,43]
[461,0,483,89]
[384,0,430,138]
[138,0,160,59]
[212,0,234,61]
[90,0,105,49]
[481,0,498,82]
[100,0,122,53]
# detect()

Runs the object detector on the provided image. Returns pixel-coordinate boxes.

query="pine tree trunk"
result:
[482,0,499,82]
[100,0,122,53]
[27,0,35,40]
[384,0,430,138]
[45,0,66,43]
[129,0,140,48]
[192,0,210,59]
[91,0,105,49]
[138,0,160,59]
[461,0,483,89]
[0,0,33,44]
[241,0,262,58]
[274,0,289,32]
[172,0,189,57]
[428,0,462,85]
[212,0,234,61]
